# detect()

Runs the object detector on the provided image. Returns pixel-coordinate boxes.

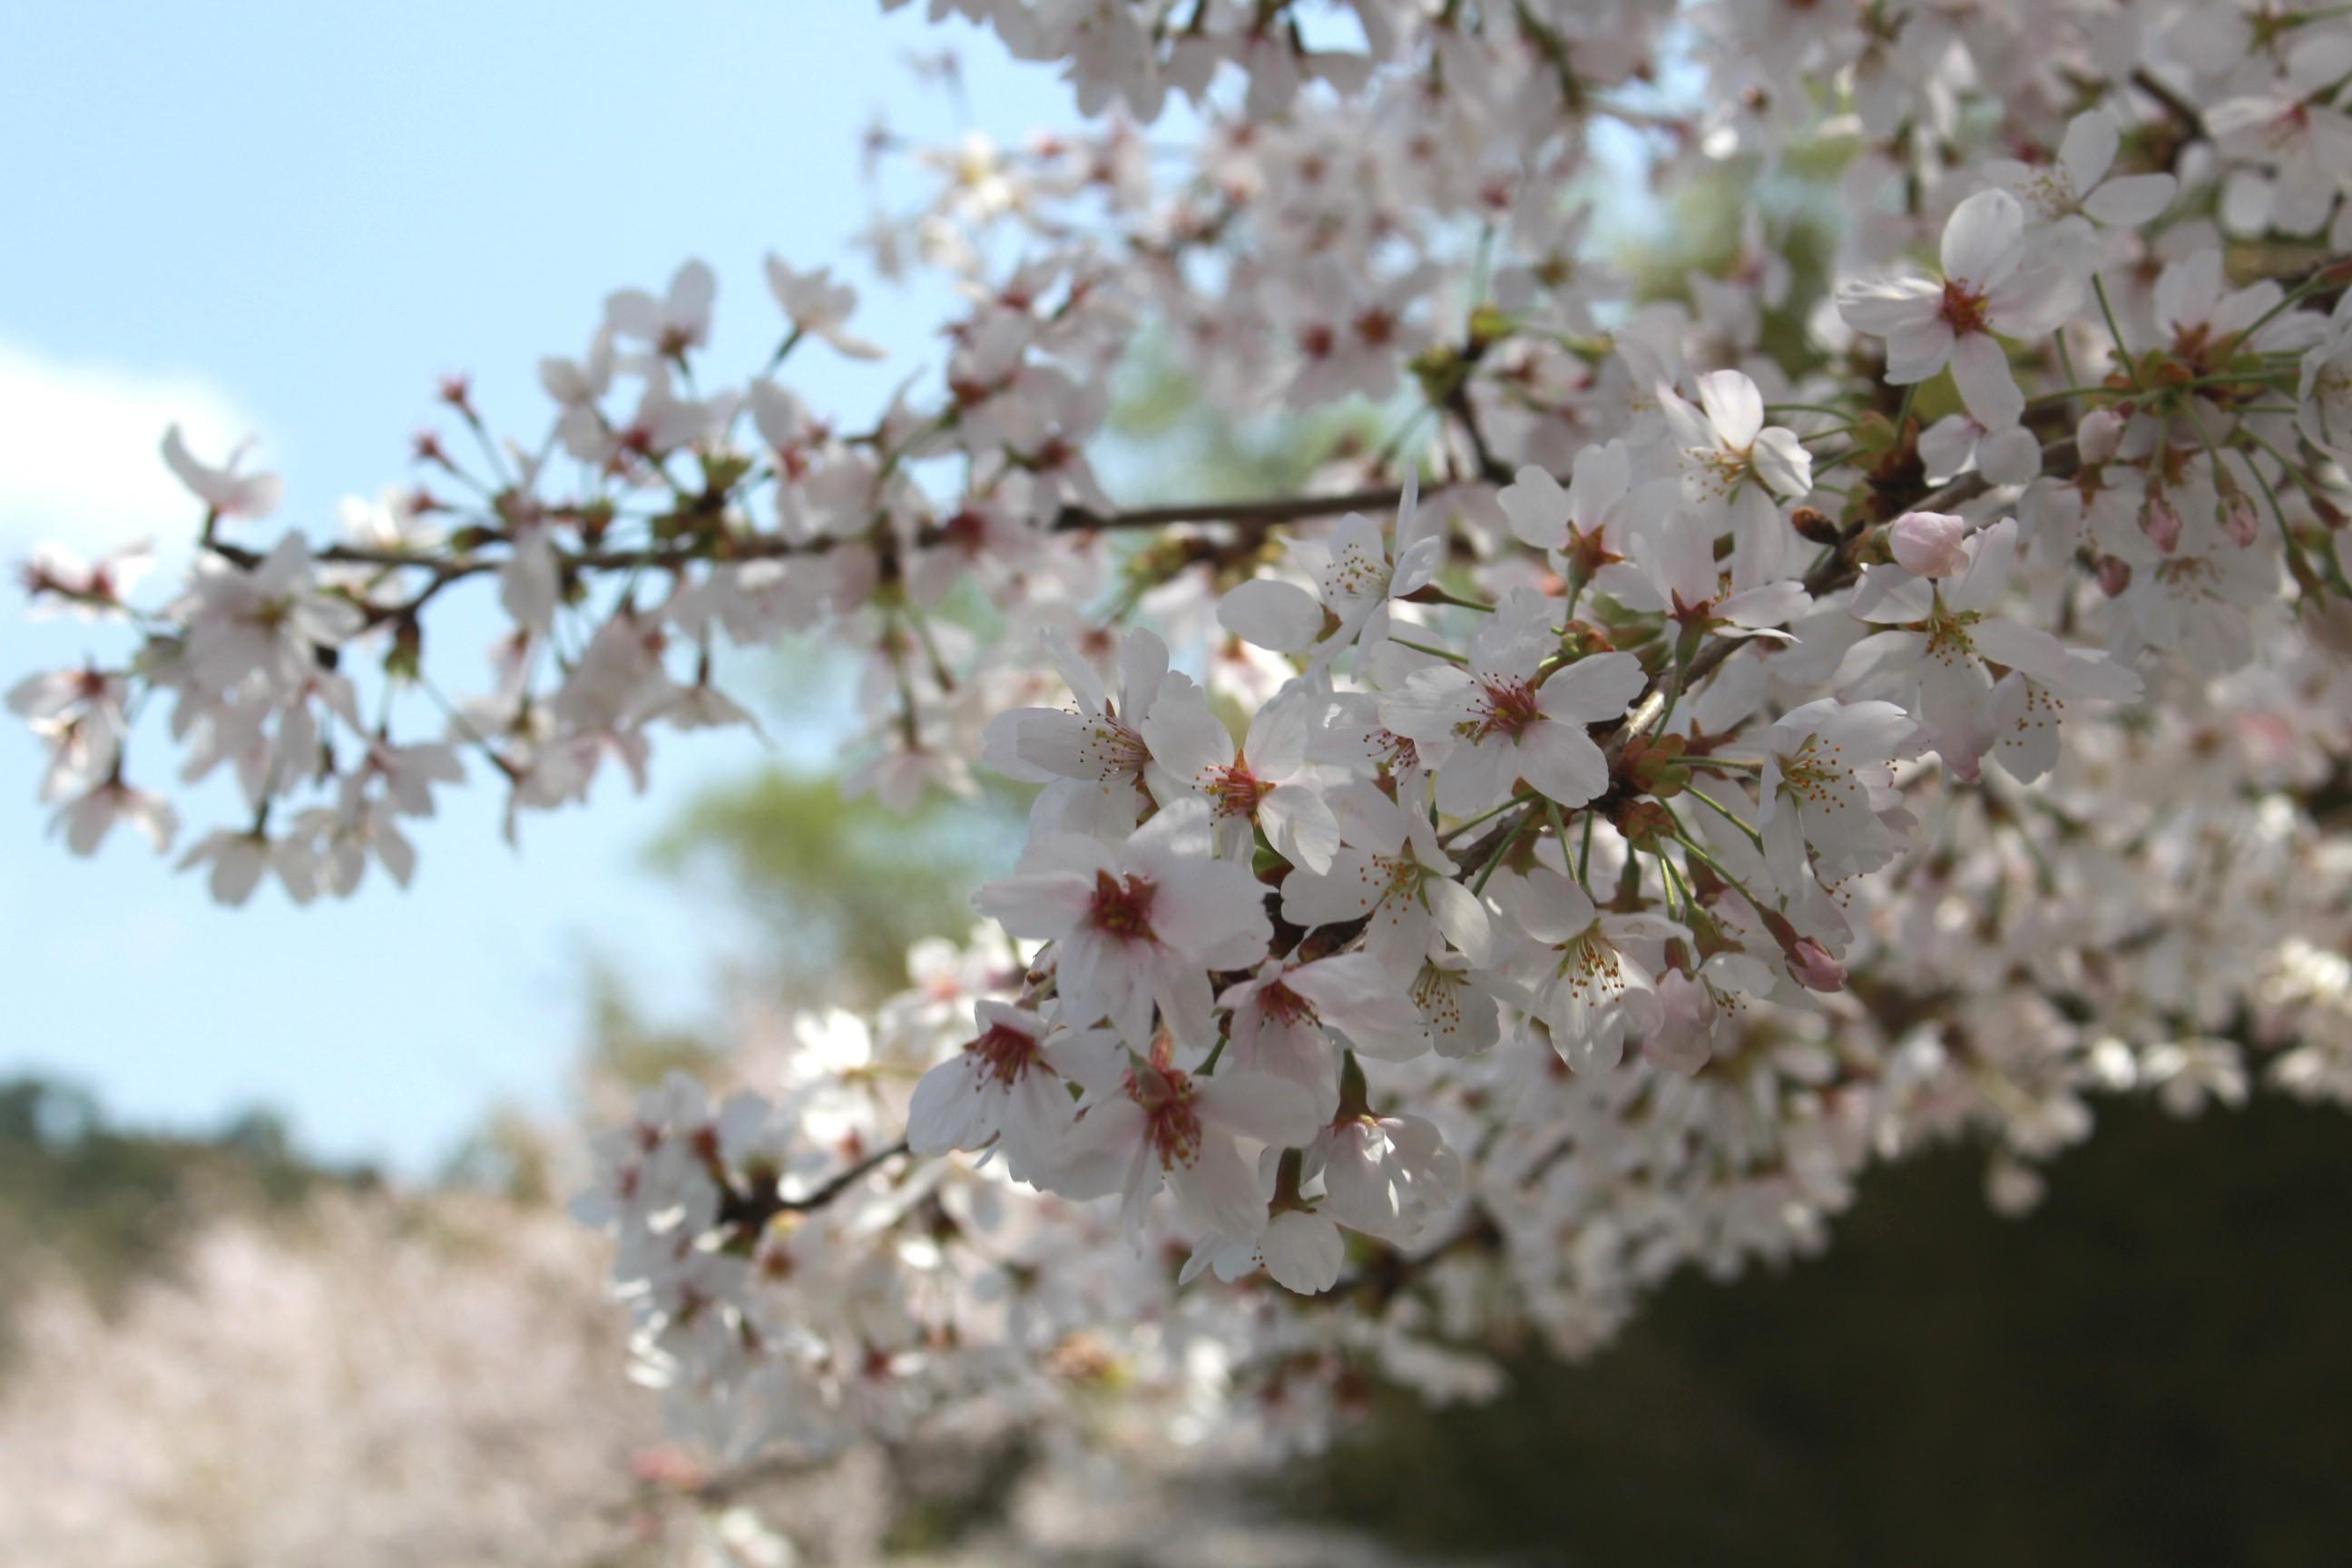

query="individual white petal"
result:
[1260,1210,1345,1295]
[1497,466,1572,549]
[2083,172,2177,227]
[1419,877,1493,965]
[1534,651,1646,723]
[1220,579,1325,652]
[2058,111,2121,191]
[1695,368,1764,447]
[1939,189,2024,290]
[1516,720,1609,808]
[1947,331,2024,430]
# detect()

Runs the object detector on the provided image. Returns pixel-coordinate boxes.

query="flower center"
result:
[1938,279,1992,336]
[1778,736,1849,805]
[1411,964,1465,1030]
[1460,678,1543,742]
[1089,870,1158,941]
[1556,928,1629,1002]
[1076,716,1150,782]
[1922,612,1979,667]
[1322,539,1388,603]
[1259,979,1320,1029]
[1206,759,1271,820]
[969,1021,1044,1086]
[1127,1066,1204,1170]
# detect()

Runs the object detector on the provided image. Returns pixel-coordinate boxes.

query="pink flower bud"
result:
[1889,510,1969,578]
[2094,554,2133,597]
[2141,493,2183,554]
[2077,407,2124,465]
[1785,936,1847,993]
[2220,495,2259,549]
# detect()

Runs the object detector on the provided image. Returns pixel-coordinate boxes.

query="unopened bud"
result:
[1790,505,1842,546]
[2141,493,2183,554]
[2219,494,2259,549]
[2094,554,2133,597]
[1784,936,1847,993]
[1889,509,1969,578]
[2077,407,2124,465]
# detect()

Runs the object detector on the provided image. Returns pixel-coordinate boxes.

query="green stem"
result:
[1685,784,1766,848]
[2092,274,2138,387]
[1473,808,1534,895]
[1391,636,1467,665]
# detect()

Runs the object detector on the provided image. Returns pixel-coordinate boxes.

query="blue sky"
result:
[0,3,1072,1172]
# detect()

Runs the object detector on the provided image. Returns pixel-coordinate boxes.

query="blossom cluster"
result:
[15,0,2352,1464]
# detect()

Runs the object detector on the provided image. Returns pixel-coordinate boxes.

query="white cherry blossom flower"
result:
[1279,784,1493,971]
[1142,687,1340,872]
[161,424,283,519]
[906,1003,1079,1183]
[1380,593,1646,816]
[1048,1054,1318,1243]
[1836,189,2080,428]
[1217,950,1428,1117]
[974,797,1270,1049]
[765,255,886,359]
[604,258,716,361]
[1500,861,1682,1073]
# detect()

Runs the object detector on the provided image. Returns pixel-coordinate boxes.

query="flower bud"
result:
[1789,505,1843,546]
[1784,936,1847,993]
[1889,509,1968,577]
[2094,554,2132,597]
[2077,407,2124,465]
[2219,494,2259,549]
[2141,493,2183,554]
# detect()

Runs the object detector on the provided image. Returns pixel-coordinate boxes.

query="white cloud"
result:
[0,337,270,551]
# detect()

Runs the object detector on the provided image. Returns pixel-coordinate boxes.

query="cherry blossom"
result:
[974,797,1270,1048]
[13,0,2352,1486]
[1836,189,2079,429]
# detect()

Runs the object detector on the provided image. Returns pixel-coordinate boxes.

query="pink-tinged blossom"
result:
[1310,1112,1462,1243]
[1984,110,2177,260]
[603,258,717,362]
[1218,477,1442,663]
[1660,369,1813,505]
[1142,688,1340,872]
[161,424,283,519]
[1594,508,1810,640]
[48,777,178,858]
[1835,189,2079,428]
[173,535,366,694]
[1048,1053,1319,1243]
[18,540,152,619]
[1500,861,1683,1073]
[906,1004,1079,1183]
[1279,784,1493,972]
[974,798,1270,1049]
[1381,593,1646,816]
[983,627,1186,831]
[1181,1205,1347,1296]
[2204,34,2352,238]
[1755,699,1920,887]
[1887,510,1971,578]
[1838,519,2141,779]
[1648,953,1776,1074]
[1217,950,1428,1118]
[764,255,886,359]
